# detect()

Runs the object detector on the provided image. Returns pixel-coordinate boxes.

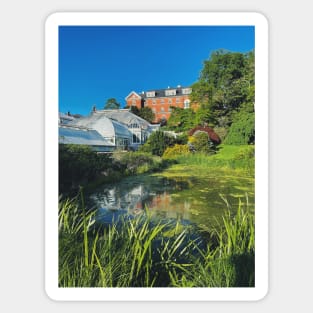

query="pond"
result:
[87,170,254,231]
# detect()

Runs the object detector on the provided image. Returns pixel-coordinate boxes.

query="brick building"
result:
[125,86,196,123]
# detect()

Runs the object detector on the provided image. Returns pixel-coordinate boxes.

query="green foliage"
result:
[128,105,140,115]
[59,195,254,287]
[139,130,176,156]
[190,132,212,154]
[213,127,228,141]
[224,111,255,145]
[163,144,190,159]
[166,107,196,131]
[194,107,216,126]
[112,151,165,175]
[175,133,188,145]
[127,106,155,123]
[172,145,255,176]
[59,144,111,193]
[191,49,255,128]
[59,145,169,194]
[104,98,120,110]
[138,107,155,123]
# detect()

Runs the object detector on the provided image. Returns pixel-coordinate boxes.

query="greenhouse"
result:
[95,109,159,149]
[59,126,115,152]
[68,112,132,150]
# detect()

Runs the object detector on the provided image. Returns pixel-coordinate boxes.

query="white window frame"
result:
[184,99,190,109]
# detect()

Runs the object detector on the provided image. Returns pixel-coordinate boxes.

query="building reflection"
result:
[89,181,191,221]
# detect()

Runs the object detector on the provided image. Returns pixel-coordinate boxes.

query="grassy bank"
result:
[59,144,171,195]
[158,144,255,180]
[59,195,254,287]
[177,145,254,173]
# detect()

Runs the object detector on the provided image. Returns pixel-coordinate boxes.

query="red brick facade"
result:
[125,87,197,123]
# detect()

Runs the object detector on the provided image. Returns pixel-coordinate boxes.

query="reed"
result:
[58,195,254,287]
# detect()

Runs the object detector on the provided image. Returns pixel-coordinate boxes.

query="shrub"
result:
[191,132,211,154]
[59,144,111,193]
[213,127,228,142]
[139,130,176,156]
[112,151,164,174]
[163,144,190,159]
[188,125,221,145]
[224,111,255,145]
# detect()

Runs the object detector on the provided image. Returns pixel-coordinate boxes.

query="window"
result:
[161,99,165,103]
[165,89,176,96]
[133,133,140,143]
[117,138,129,148]
[168,99,172,104]
[182,88,192,95]
[184,99,190,109]
[176,98,180,103]
[161,107,165,112]
[152,99,156,105]
[146,91,155,97]
[132,100,136,105]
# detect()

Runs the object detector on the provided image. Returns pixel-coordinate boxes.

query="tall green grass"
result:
[174,145,255,176]
[59,195,254,287]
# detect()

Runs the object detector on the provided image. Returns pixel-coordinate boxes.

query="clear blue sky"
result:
[59,26,254,116]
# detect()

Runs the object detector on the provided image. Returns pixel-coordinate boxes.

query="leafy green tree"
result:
[128,105,140,115]
[59,144,111,193]
[166,107,196,131]
[104,98,120,110]
[139,130,176,156]
[138,107,155,123]
[195,107,216,126]
[126,105,155,123]
[191,132,212,154]
[191,49,255,128]
[223,111,255,145]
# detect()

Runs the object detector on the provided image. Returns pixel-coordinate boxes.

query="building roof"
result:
[124,91,142,100]
[59,112,75,123]
[59,126,114,147]
[68,112,132,139]
[126,86,192,99]
[94,109,152,129]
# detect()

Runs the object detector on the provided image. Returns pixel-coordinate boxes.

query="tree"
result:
[104,98,120,110]
[191,132,212,154]
[191,49,255,128]
[128,105,140,115]
[138,107,155,123]
[166,107,196,131]
[139,130,176,156]
[127,106,155,123]
[223,111,255,145]
[195,107,216,126]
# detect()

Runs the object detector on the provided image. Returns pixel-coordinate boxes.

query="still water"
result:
[87,172,254,229]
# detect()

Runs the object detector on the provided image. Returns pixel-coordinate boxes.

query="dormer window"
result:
[146,91,155,97]
[165,89,176,96]
[182,88,192,95]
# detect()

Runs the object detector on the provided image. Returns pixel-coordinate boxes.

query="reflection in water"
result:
[88,174,254,228]
[89,177,191,221]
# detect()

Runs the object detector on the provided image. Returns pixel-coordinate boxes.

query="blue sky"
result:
[59,26,254,116]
